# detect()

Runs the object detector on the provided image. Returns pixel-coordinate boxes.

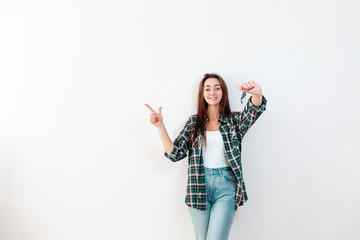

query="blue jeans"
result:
[187,166,237,240]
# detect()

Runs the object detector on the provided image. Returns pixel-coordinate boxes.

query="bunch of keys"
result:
[240,91,247,104]
[240,86,255,104]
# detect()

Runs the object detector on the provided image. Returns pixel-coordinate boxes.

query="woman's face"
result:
[203,78,223,106]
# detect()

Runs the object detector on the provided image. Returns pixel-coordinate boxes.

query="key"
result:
[240,86,254,104]
[240,91,246,104]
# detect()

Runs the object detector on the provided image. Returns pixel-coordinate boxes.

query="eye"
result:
[216,88,221,90]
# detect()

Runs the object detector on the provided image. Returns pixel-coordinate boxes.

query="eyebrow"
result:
[205,84,221,87]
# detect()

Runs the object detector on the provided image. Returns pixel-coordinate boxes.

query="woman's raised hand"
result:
[237,81,262,96]
[144,103,163,128]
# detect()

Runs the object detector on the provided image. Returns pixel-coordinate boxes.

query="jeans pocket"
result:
[222,170,237,183]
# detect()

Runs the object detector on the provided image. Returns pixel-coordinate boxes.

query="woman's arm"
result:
[157,123,174,155]
[144,104,174,155]
[236,81,267,136]
[145,103,190,161]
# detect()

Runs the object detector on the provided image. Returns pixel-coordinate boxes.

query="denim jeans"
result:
[187,166,237,240]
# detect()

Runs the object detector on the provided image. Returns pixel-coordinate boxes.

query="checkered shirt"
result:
[164,95,267,210]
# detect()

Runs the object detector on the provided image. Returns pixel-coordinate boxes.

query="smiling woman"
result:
[145,73,267,240]
[194,74,230,148]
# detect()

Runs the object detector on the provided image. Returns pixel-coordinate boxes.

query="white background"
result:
[1,0,359,239]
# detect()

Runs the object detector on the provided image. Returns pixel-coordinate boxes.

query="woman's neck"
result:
[207,105,220,121]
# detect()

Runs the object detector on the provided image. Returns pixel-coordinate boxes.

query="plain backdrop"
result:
[0,0,359,239]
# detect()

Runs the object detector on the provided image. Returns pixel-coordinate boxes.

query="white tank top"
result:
[202,131,230,168]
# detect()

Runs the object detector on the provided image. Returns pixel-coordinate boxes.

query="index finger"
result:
[237,85,245,90]
[144,103,156,113]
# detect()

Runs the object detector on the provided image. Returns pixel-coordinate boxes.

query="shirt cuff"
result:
[248,94,267,113]
[164,145,179,162]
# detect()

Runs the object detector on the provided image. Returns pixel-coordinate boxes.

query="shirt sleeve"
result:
[164,116,192,162]
[234,94,267,137]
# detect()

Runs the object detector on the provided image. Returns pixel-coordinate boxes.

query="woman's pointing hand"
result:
[144,103,163,128]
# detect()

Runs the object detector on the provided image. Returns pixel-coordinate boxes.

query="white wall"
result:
[1,0,359,239]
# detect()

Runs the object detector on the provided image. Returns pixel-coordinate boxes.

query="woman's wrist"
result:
[251,93,263,106]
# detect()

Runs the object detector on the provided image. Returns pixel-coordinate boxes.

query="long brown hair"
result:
[190,73,232,148]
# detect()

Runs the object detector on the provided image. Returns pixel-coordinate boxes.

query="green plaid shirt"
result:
[164,95,267,211]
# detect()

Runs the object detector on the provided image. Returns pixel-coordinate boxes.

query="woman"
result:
[144,73,267,240]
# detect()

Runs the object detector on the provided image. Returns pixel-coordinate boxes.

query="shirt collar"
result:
[218,113,227,123]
